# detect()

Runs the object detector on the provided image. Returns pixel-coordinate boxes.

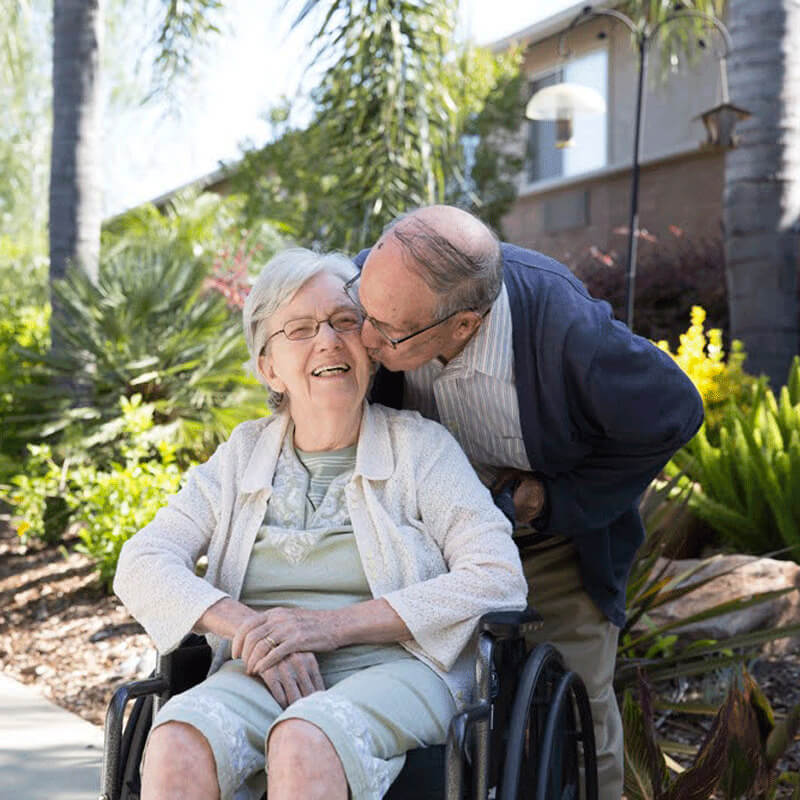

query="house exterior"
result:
[127,1,730,279]
[495,1,729,268]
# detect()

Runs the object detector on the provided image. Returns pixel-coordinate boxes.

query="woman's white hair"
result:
[242,248,357,410]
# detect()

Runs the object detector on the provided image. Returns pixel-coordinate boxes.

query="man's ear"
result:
[258,353,287,394]
[454,312,483,342]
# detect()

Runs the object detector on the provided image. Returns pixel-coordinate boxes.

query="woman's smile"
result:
[310,362,351,377]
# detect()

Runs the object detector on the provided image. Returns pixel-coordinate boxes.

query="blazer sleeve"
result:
[382,424,528,671]
[539,318,704,535]
[112,441,231,653]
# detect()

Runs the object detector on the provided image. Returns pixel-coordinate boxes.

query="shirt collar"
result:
[240,401,393,493]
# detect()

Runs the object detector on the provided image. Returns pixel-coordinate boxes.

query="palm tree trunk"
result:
[723,0,800,388]
[49,0,103,357]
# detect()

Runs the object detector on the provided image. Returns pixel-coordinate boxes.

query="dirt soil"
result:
[1,516,799,791]
[0,517,152,725]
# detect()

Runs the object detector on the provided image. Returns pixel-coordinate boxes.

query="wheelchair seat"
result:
[100,609,597,800]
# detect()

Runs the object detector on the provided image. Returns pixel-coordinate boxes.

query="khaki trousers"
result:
[519,536,624,800]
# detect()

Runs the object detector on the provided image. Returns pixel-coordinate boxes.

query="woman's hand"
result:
[232,607,341,675]
[255,651,325,709]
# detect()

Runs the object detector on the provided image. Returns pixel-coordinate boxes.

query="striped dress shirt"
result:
[404,284,531,487]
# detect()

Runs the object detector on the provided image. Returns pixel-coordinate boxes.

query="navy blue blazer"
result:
[355,243,704,626]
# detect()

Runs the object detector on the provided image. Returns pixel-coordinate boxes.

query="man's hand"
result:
[493,470,546,526]
[513,475,546,524]
[232,607,341,676]
[255,651,325,709]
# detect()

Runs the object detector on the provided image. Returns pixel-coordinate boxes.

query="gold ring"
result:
[265,635,278,650]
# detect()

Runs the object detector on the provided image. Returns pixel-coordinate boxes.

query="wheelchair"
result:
[100,608,598,800]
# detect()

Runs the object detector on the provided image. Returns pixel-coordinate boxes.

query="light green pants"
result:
[150,656,456,800]
[520,536,624,800]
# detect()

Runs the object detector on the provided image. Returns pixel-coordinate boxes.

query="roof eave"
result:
[485,0,619,53]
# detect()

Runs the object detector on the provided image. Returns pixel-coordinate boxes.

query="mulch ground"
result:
[0,515,152,725]
[1,514,799,793]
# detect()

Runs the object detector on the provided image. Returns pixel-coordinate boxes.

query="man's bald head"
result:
[375,205,503,317]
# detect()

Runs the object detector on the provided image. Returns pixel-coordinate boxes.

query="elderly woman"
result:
[114,248,527,800]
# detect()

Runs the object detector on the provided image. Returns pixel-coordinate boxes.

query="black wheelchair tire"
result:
[534,670,598,800]
[499,643,565,800]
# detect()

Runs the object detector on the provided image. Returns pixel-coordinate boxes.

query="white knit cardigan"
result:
[113,402,527,704]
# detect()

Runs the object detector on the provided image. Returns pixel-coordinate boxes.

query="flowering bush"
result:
[204,232,262,310]
[655,306,758,442]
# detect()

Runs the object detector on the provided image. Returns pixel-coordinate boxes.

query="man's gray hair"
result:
[386,214,503,317]
[242,248,356,410]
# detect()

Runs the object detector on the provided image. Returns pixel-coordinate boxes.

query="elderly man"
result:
[349,205,704,799]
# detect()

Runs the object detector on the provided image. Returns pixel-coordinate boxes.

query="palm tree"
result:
[723,0,800,388]
[48,0,223,362]
[49,0,102,365]
[614,2,797,388]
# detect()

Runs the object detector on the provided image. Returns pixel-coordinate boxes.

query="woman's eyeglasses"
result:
[264,309,364,347]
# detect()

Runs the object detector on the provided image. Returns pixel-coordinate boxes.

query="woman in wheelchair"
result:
[113,248,528,800]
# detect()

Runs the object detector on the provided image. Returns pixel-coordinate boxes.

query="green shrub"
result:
[3,396,194,588]
[71,435,187,590]
[668,357,800,558]
[0,299,50,480]
[5,443,69,544]
[5,193,281,464]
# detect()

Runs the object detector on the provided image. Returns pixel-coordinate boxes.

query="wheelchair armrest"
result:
[157,633,213,696]
[479,607,543,640]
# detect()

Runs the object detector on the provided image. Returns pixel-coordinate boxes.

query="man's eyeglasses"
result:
[343,274,478,350]
[263,308,364,349]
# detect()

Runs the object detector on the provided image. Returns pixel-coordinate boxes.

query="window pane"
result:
[526,70,563,183]
[563,49,607,177]
[525,49,607,184]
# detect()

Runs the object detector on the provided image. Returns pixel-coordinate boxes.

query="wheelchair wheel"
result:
[499,644,597,800]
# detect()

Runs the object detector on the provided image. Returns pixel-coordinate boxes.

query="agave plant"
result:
[9,238,267,460]
[668,358,800,560]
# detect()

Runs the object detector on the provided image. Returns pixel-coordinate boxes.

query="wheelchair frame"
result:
[101,609,597,800]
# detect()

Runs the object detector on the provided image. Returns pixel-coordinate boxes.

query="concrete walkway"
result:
[0,673,104,800]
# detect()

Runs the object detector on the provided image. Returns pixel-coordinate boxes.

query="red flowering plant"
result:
[205,232,263,310]
[571,226,728,347]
